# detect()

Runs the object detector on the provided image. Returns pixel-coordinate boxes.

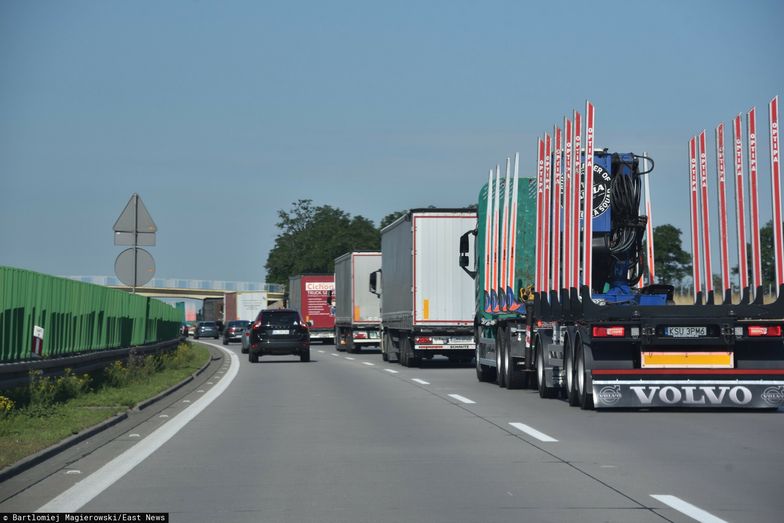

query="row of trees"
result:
[264,199,781,291]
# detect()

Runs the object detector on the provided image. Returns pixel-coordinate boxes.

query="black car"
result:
[248,309,310,363]
[223,320,251,345]
[194,321,220,339]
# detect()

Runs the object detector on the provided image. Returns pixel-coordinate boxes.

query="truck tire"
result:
[503,328,527,389]
[565,336,579,406]
[496,328,506,388]
[536,339,557,398]
[401,337,418,367]
[576,340,593,410]
[300,349,310,362]
[476,347,495,382]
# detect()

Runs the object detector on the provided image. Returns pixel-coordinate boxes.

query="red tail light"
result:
[416,337,433,344]
[747,325,782,337]
[253,320,262,329]
[354,332,367,339]
[592,326,625,338]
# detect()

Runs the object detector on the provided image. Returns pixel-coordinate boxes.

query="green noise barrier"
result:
[0,267,182,363]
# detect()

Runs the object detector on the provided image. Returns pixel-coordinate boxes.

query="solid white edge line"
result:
[37,343,240,513]
[651,495,728,523]
[384,369,399,374]
[448,394,476,405]
[509,422,558,443]
[411,378,430,385]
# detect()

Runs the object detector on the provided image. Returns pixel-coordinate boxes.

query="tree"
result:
[380,210,407,229]
[265,200,380,284]
[732,220,781,289]
[652,224,691,285]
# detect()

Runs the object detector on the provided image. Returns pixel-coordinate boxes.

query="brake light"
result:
[416,337,433,344]
[747,325,782,337]
[592,326,625,338]
[253,320,262,329]
[354,332,367,339]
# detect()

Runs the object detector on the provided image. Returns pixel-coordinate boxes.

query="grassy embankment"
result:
[0,341,211,470]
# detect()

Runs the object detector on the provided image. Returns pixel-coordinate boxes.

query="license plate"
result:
[665,326,707,338]
[369,331,380,339]
[272,329,289,335]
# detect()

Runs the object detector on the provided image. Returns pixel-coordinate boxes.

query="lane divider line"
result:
[331,353,339,357]
[448,394,476,405]
[651,495,728,523]
[345,357,356,361]
[37,343,239,513]
[411,378,430,385]
[362,362,375,366]
[509,422,558,443]
[384,369,399,374]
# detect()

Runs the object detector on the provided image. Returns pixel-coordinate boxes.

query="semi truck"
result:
[288,274,335,344]
[373,208,477,366]
[224,291,268,322]
[332,252,382,353]
[459,100,784,409]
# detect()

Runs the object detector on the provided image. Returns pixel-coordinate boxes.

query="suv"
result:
[194,321,219,339]
[223,320,251,345]
[248,309,310,363]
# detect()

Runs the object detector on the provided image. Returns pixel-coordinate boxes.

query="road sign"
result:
[115,247,155,288]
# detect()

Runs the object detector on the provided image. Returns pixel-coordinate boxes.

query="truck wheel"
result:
[565,337,579,406]
[576,342,593,410]
[476,347,495,382]
[496,327,506,388]
[536,339,557,398]
[504,329,527,389]
[300,349,310,362]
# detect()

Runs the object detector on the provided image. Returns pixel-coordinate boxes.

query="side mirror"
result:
[369,269,382,296]
[458,229,478,279]
[327,289,333,305]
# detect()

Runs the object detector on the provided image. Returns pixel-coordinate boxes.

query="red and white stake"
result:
[492,165,501,312]
[484,169,494,312]
[689,136,703,302]
[583,101,595,293]
[733,115,750,294]
[535,139,545,294]
[715,123,731,300]
[543,133,552,295]
[552,126,563,293]
[563,117,573,290]
[572,110,582,289]
[770,96,784,294]
[500,157,511,311]
[698,131,714,300]
[507,153,521,311]
[643,153,656,285]
[747,108,763,296]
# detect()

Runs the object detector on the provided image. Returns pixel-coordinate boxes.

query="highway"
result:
[2,340,783,522]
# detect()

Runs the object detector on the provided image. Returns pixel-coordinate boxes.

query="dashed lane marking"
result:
[509,422,558,443]
[411,379,430,385]
[448,394,476,405]
[651,495,728,523]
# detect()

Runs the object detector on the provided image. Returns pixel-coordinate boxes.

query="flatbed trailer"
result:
[460,100,784,409]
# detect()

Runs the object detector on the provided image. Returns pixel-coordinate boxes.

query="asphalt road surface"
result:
[2,340,783,522]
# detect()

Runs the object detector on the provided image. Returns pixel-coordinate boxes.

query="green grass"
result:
[0,342,211,470]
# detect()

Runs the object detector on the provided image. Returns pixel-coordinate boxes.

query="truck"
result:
[332,252,382,353]
[224,291,268,322]
[459,100,784,409]
[288,274,335,344]
[373,208,477,366]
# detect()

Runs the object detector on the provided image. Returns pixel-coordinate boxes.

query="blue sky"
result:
[1,0,782,283]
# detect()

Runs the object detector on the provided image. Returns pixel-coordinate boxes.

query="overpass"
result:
[64,276,286,302]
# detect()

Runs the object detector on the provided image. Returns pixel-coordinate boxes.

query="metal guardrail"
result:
[64,276,286,294]
[0,338,183,390]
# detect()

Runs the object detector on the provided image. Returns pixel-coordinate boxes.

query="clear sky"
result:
[1,0,782,284]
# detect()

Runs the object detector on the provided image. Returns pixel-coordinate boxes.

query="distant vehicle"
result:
[248,309,310,363]
[288,274,335,344]
[241,323,252,354]
[223,320,251,345]
[332,252,381,353]
[180,323,189,337]
[194,321,219,340]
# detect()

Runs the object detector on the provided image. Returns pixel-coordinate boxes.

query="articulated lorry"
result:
[374,208,477,366]
[332,252,382,353]
[288,274,335,344]
[460,100,784,409]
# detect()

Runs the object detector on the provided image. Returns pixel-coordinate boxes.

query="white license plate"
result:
[665,326,707,338]
[272,329,289,335]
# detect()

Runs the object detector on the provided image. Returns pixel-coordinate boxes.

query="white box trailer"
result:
[374,208,477,366]
[333,252,382,353]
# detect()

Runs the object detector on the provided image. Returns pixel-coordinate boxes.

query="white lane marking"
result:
[651,495,728,523]
[318,350,325,353]
[384,369,399,374]
[331,353,339,357]
[65,470,81,475]
[345,357,355,361]
[411,378,430,385]
[128,434,140,439]
[362,362,375,366]
[158,414,169,419]
[448,394,476,405]
[509,422,558,442]
[37,344,239,513]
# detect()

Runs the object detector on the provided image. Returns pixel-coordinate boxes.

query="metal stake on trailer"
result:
[582,101,595,296]
[689,136,703,304]
[492,165,501,312]
[747,108,763,301]
[572,110,582,292]
[484,169,494,313]
[770,96,784,296]
[643,152,656,286]
[500,157,512,311]
[507,153,521,311]
[698,131,714,304]
[563,117,573,291]
[543,133,552,298]
[552,126,563,297]
[536,139,545,296]
[715,124,732,303]
[733,115,750,302]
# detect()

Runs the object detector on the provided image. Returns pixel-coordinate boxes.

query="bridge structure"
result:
[64,276,286,302]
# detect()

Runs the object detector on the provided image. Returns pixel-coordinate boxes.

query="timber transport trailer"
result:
[460,99,784,409]
[332,252,382,353]
[374,208,478,366]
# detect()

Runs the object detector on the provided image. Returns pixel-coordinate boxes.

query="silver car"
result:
[193,321,219,339]
[241,323,253,353]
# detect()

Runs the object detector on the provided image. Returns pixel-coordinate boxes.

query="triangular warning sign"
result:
[113,194,157,233]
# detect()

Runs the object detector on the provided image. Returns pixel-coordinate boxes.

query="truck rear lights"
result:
[354,332,367,339]
[747,325,782,337]
[416,337,433,344]
[592,326,625,338]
